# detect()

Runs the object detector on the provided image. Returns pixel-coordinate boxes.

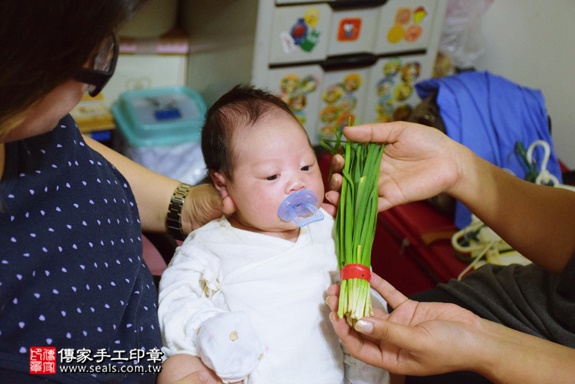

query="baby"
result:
[158,85,389,384]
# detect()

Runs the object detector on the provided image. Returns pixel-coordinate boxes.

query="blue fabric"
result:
[416,71,562,228]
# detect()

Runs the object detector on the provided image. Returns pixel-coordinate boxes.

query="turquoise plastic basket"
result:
[112,86,207,147]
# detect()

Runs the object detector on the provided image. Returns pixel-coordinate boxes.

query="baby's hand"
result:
[197,312,264,383]
[158,354,223,384]
[173,371,243,384]
[172,370,221,384]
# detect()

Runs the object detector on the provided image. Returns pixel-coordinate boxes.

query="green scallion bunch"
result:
[322,129,384,326]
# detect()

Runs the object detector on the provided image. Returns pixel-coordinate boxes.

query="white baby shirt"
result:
[159,210,345,383]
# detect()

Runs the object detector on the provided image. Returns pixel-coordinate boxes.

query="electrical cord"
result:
[452,139,567,278]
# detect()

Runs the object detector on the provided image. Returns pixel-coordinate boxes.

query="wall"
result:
[181,0,258,107]
[474,1,575,168]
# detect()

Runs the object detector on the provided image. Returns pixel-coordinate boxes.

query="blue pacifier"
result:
[278,189,324,227]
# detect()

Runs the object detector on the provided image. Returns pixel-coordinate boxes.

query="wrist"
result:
[448,144,482,201]
[471,319,517,381]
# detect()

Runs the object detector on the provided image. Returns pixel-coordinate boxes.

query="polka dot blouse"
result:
[0,115,161,383]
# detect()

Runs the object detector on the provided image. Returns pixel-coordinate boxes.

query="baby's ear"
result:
[211,172,237,213]
[210,172,237,215]
[210,171,230,199]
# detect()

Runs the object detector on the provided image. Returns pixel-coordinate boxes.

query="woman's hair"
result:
[201,84,304,181]
[0,0,148,132]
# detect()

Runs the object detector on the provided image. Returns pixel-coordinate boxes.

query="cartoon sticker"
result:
[387,6,427,44]
[277,73,320,127]
[373,57,421,122]
[319,73,363,140]
[281,8,322,54]
[338,18,362,42]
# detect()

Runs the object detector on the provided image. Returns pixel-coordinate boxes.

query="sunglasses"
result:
[74,33,119,97]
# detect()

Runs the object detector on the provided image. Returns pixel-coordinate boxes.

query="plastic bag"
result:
[439,0,494,70]
[125,141,207,186]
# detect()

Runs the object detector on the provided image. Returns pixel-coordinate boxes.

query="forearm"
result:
[475,319,575,384]
[84,136,179,232]
[158,251,227,356]
[450,145,575,274]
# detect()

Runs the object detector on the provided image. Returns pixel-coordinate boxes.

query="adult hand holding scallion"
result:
[325,121,575,384]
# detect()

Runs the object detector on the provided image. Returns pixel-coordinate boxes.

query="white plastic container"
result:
[112,86,208,185]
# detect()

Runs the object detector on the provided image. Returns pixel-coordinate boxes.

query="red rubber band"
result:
[340,264,371,282]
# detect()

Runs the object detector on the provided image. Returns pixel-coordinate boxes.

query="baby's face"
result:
[225,112,324,237]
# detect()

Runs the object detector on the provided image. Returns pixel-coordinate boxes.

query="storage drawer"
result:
[326,7,380,56]
[267,0,444,65]
[317,66,371,141]
[267,65,325,144]
[362,53,435,124]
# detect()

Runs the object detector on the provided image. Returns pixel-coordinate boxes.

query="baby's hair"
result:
[201,84,303,180]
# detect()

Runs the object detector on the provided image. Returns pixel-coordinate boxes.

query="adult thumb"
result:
[355,317,419,351]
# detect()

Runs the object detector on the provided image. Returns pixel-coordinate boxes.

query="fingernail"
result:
[354,319,374,334]
[329,311,337,324]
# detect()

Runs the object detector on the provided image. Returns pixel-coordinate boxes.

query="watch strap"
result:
[166,183,193,241]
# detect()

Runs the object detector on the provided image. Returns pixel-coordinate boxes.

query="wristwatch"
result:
[166,183,193,241]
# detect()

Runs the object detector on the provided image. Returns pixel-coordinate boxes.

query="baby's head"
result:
[201,85,324,237]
